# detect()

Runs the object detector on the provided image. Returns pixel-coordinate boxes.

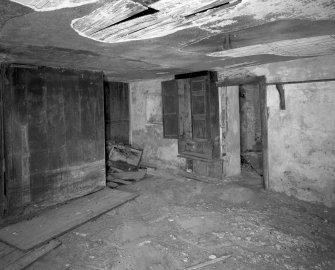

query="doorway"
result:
[239,83,263,176]
[219,76,268,188]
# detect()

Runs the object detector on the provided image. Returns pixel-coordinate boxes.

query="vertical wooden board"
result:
[162,80,179,139]
[95,73,105,160]
[26,69,48,152]
[26,69,49,179]
[2,65,106,214]
[23,69,49,204]
[219,86,227,158]
[87,73,100,162]
[45,71,67,171]
[121,83,130,121]
[259,78,269,189]
[104,81,110,126]
[80,76,97,162]
[118,82,125,120]
[5,68,33,210]
[117,82,129,144]
[224,86,241,177]
[104,81,113,142]
[254,83,262,142]
[190,77,208,141]
[209,72,220,158]
[0,64,4,215]
[177,79,185,138]
[110,82,122,121]
[183,79,192,139]
[64,73,83,165]
[104,81,129,144]
[3,66,14,212]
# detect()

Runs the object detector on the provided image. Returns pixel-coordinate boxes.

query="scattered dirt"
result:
[20,168,335,270]
[218,186,257,204]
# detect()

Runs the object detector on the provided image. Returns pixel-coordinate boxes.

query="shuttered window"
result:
[190,77,208,140]
[162,80,179,138]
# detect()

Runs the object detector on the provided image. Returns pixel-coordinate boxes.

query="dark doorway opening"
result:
[239,83,263,176]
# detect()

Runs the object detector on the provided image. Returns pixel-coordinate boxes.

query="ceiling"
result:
[0,0,335,81]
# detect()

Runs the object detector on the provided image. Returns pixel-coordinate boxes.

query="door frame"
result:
[217,76,269,189]
[0,63,7,215]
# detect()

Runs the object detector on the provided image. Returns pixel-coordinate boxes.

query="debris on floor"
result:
[185,254,231,270]
[25,169,335,270]
[106,142,148,188]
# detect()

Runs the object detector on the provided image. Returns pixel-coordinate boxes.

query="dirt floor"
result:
[25,168,335,270]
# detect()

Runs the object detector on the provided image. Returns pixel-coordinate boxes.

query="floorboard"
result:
[0,189,138,251]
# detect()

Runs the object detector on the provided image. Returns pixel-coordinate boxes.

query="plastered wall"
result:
[218,55,335,207]
[268,82,335,207]
[129,79,185,169]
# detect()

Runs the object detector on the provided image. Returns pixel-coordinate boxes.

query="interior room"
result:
[0,0,335,269]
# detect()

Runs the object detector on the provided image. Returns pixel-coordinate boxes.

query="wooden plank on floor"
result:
[110,170,146,181]
[106,182,119,188]
[0,189,138,251]
[177,171,218,183]
[0,242,16,258]
[185,254,231,270]
[2,240,61,270]
[109,178,132,185]
[0,242,24,270]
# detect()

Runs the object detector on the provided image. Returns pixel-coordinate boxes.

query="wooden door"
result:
[104,82,130,144]
[178,75,216,159]
[2,65,105,215]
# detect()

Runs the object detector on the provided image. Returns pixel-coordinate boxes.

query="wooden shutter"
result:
[0,64,5,215]
[190,77,209,141]
[162,80,179,139]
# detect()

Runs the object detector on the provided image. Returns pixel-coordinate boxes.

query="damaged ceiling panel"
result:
[71,0,148,37]
[148,0,230,17]
[71,0,236,42]
[70,0,335,43]
[9,0,99,11]
[208,35,335,58]
[1,0,335,80]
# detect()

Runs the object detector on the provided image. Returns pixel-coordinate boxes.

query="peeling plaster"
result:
[9,0,100,11]
[208,35,335,58]
[70,0,335,43]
